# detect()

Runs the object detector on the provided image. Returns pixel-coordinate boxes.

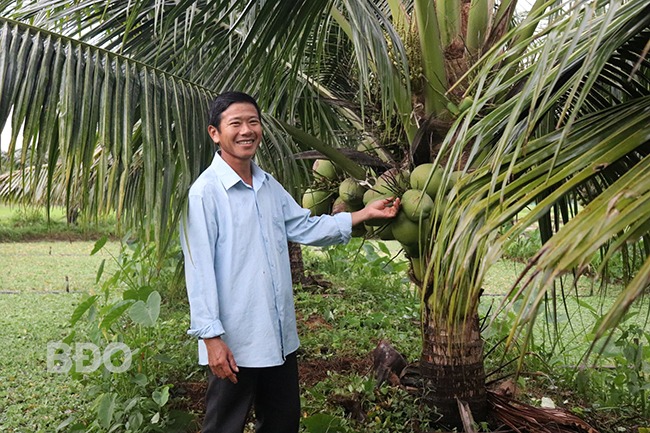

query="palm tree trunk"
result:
[289,241,305,285]
[420,311,487,428]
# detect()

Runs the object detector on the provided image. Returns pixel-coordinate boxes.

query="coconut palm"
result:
[421,1,650,425]
[1,0,649,428]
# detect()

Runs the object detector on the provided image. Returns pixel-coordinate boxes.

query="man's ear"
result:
[207,125,220,144]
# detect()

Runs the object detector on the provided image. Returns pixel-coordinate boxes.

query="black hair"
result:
[208,91,262,131]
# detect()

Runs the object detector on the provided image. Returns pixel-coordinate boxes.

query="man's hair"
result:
[208,91,262,130]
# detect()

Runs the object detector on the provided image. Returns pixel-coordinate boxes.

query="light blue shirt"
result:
[181,152,352,367]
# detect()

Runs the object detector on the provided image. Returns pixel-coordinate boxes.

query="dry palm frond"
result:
[488,390,599,433]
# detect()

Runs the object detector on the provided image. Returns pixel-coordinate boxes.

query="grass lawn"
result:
[1,241,120,293]
[0,241,120,432]
[0,292,89,431]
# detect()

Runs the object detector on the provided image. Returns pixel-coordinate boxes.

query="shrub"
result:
[575,324,650,419]
[10,206,45,226]
[55,236,197,432]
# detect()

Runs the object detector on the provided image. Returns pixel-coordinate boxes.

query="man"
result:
[181,91,400,433]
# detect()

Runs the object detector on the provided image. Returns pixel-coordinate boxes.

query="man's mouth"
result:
[237,139,255,145]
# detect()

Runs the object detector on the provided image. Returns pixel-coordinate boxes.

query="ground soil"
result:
[171,354,373,430]
[172,354,373,408]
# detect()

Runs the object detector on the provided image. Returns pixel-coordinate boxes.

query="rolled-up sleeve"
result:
[181,192,225,339]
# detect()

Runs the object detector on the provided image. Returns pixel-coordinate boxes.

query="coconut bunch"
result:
[302,160,462,282]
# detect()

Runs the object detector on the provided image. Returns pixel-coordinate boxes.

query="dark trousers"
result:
[202,352,300,433]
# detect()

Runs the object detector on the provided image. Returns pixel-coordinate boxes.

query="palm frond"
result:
[0,17,214,247]
[428,0,650,354]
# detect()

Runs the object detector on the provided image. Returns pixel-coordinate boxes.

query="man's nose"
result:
[240,122,254,134]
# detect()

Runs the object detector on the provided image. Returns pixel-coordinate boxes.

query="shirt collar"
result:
[210,152,269,190]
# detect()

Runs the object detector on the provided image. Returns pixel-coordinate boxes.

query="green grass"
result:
[0,241,120,293]
[0,292,89,432]
[300,239,649,366]
[0,204,19,219]
[0,203,67,226]
[0,240,121,432]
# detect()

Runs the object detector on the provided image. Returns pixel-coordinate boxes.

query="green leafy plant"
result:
[9,206,45,226]
[57,236,196,432]
[307,238,409,280]
[503,229,542,263]
[575,324,650,420]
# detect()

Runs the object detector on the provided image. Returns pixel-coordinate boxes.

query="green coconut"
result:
[401,189,434,222]
[378,168,410,192]
[331,196,346,214]
[391,211,432,253]
[371,176,394,197]
[410,163,443,198]
[302,189,333,216]
[364,223,394,241]
[338,178,366,206]
[376,224,395,241]
[312,159,338,181]
[363,188,392,206]
[363,189,396,227]
[370,167,409,198]
[401,242,421,258]
[378,226,395,241]
[363,188,379,206]
[391,211,422,245]
[332,196,363,214]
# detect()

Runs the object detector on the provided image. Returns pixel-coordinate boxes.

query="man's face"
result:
[208,102,262,164]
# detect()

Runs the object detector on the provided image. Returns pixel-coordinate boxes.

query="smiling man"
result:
[181,91,400,433]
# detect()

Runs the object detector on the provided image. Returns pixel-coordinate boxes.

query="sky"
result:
[1,113,23,153]
[1,122,10,152]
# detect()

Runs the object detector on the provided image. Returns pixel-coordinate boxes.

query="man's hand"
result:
[351,197,401,226]
[204,337,239,383]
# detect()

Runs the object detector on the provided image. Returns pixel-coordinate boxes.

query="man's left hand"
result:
[351,197,401,226]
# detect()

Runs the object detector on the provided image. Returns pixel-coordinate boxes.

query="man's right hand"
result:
[204,337,239,384]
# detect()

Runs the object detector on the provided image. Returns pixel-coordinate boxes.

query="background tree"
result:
[0,0,648,428]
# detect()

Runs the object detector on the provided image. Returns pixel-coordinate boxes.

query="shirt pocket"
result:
[272,216,288,254]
